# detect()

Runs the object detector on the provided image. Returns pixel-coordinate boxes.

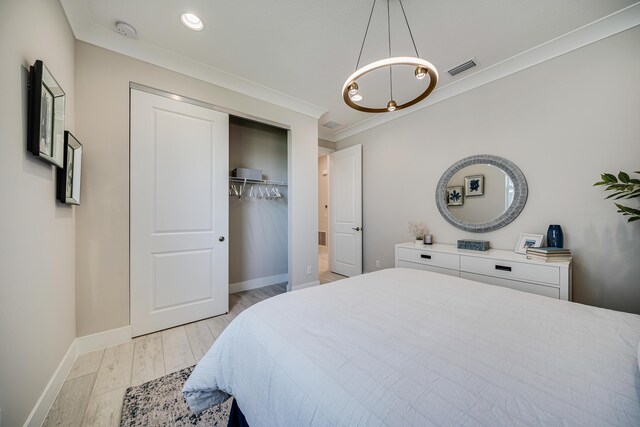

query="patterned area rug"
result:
[120,366,231,426]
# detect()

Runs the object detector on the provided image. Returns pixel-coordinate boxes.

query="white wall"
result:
[75,41,318,336]
[0,0,76,425]
[337,27,640,314]
[229,118,288,285]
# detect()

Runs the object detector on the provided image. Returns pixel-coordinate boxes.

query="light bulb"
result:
[350,94,363,102]
[415,67,426,80]
[181,13,204,31]
[348,82,359,96]
[387,100,397,112]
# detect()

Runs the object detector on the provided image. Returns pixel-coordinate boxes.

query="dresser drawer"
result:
[397,247,460,270]
[398,260,460,278]
[460,255,559,285]
[461,272,561,299]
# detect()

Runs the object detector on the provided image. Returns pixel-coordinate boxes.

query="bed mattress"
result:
[183,268,640,426]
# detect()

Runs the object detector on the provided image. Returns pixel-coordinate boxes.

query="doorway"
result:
[318,144,363,283]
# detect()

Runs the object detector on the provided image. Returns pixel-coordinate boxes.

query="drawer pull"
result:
[420,254,432,260]
[495,265,512,272]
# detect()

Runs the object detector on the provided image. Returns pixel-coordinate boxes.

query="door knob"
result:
[352,227,361,231]
[219,236,225,242]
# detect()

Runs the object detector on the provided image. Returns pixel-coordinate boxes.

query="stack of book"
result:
[526,247,572,262]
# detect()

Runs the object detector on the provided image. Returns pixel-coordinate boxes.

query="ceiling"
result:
[60,0,639,141]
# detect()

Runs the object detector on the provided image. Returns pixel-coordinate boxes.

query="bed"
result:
[183,268,640,426]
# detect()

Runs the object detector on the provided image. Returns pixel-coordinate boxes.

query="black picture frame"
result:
[28,60,65,167]
[57,132,83,205]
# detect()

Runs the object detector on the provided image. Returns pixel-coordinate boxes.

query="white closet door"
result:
[130,89,229,337]
[329,144,362,277]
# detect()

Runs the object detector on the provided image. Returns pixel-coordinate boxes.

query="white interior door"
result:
[130,89,229,337]
[329,144,362,277]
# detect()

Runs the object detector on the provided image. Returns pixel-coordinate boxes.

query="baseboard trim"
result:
[23,339,78,427]
[76,325,132,354]
[229,273,288,294]
[291,280,320,291]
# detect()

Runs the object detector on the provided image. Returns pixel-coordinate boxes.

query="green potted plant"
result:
[594,170,640,222]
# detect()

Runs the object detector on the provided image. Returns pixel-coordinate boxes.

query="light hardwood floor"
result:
[318,245,347,284]
[44,284,287,426]
[44,275,348,426]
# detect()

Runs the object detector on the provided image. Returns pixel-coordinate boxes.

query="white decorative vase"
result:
[414,239,424,245]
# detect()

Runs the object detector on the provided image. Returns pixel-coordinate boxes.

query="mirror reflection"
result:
[445,164,514,224]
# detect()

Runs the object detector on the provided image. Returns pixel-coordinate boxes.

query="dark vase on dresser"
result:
[547,225,564,248]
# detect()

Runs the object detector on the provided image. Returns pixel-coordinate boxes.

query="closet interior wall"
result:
[229,117,288,291]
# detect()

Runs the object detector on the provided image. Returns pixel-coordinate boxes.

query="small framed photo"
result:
[465,174,484,196]
[447,186,463,206]
[56,132,83,205]
[28,60,65,168]
[515,233,544,254]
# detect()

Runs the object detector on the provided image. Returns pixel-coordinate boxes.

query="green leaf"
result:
[606,192,625,199]
[629,217,640,222]
[603,173,618,183]
[618,171,630,183]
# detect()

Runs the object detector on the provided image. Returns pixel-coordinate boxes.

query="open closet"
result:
[229,117,289,294]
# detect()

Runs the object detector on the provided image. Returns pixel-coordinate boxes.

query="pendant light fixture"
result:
[342,0,438,113]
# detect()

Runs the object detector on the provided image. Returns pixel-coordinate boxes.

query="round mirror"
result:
[436,155,528,233]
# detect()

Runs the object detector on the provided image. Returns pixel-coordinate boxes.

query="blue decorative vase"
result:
[546,225,564,248]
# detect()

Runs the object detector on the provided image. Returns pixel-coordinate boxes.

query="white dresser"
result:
[395,242,572,300]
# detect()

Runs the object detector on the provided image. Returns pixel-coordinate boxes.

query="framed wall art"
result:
[514,233,544,254]
[28,60,65,167]
[464,174,484,196]
[446,186,463,206]
[57,131,83,205]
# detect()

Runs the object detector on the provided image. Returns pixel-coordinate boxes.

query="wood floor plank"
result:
[131,332,165,386]
[92,341,134,396]
[43,373,96,427]
[67,349,105,381]
[185,321,215,362]
[205,315,231,339]
[82,387,127,427]
[162,326,195,373]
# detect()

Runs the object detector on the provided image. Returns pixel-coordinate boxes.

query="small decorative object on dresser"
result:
[546,225,564,248]
[464,174,484,196]
[424,234,433,245]
[514,233,544,254]
[446,186,463,206]
[28,60,66,168]
[457,239,490,251]
[408,221,427,244]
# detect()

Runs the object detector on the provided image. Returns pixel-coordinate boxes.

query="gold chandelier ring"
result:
[342,57,438,113]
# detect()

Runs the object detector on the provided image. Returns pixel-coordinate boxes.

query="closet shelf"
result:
[229,177,288,186]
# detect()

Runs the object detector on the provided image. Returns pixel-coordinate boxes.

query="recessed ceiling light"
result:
[181,13,204,31]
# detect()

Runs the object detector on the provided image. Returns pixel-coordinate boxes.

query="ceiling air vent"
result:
[322,121,341,129]
[448,59,477,77]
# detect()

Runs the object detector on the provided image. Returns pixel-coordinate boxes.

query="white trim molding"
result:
[291,280,320,291]
[23,340,78,427]
[230,274,289,294]
[331,2,640,141]
[76,325,132,354]
[59,0,327,120]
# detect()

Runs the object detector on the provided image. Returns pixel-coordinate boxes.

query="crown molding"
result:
[59,0,327,120]
[331,2,640,142]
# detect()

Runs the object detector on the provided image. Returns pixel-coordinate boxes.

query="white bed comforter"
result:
[183,268,640,426]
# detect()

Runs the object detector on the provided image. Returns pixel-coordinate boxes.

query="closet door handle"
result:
[352,227,361,231]
[420,254,432,260]
[495,265,511,272]
[219,236,225,242]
